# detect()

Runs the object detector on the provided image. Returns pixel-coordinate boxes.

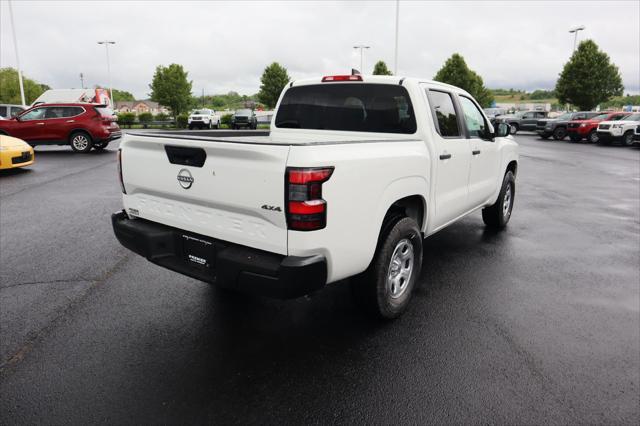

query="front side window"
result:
[427,90,460,137]
[0,106,7,117]
[20,108,47,121]
[522,112,533,119]
[45,107,66,118]
[275,84,417,134]
[459,96,488,138]
[535,112,546,118]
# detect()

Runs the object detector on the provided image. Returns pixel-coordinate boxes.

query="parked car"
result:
[633,123,640,145]
[496,110,548,134]
[0,135,34,170]
[0,104,26,119]
[0,103,121,153]
[231,109,258,129]
[112,75,518,319]
[188,109,221,130]
[536,111,600,140]
[596,113,640,146]
[566,111,629,143]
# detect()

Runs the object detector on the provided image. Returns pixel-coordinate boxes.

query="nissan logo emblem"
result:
[177,168,194,189]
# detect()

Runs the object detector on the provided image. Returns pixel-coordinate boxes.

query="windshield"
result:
[192,110,210,115]
[624,113,640,121]
[235,109,251,116]
[556,113,572,120]
[275,83,417,134]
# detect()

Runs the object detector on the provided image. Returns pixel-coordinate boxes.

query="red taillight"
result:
[286,167,333,231]
[321,75,363,82]
[117,149,126,194]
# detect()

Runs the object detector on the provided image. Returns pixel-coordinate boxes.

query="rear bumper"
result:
[111,210,327,299]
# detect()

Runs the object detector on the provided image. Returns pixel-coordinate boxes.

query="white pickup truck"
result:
[187,108,221,130]
[112,75,518,319]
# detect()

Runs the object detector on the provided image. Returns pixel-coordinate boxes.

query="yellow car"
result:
[0,135,35,170]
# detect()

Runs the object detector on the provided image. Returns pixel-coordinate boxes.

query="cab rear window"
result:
[275,84,417,134]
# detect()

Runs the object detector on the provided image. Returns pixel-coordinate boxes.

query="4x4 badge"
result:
[177,169,194,189]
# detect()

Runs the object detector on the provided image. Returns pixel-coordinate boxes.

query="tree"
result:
[95,86,135,102]
[257,62,290,109]
[149,64,193,117]
[372,60,392,75]
[0,67,49,104]
[433,54,494,107]
[555,40,623,110]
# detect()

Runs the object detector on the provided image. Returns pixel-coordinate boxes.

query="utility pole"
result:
[8,0,26,106]
[394,0,400,74]
[80,73,85,89]
[569,25,585,52]
[97,40,115,104]
[202,88,205,107]
[353,45,371,74]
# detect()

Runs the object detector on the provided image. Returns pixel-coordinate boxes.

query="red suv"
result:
[567,111,629,143]
[0,103,121,153]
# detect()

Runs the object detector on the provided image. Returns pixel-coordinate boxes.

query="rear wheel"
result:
[352,216,422,320]
[553,127,567,140]
[482,171,515,229]
[622,130,634,146]
[587,130,599,144]
[69,131,93,153]
[509,123,519,135]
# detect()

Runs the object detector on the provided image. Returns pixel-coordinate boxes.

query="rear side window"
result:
[63,107,84,117]
[0,106,7,117]
[427,90,460,137]
[275,83,416,134]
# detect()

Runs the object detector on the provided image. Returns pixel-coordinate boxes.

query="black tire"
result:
[622,130,634,146]
[188,124,194,130]
[482,171,515,229]
[352,216,423,320]
[93,141,109,150]
[69,131,93,153]
[509,123,519,135]
[569,134,582,142]
[0,130,8,136]
[553,127,567,140]
[539,135,550,140]
[587,130,599,144]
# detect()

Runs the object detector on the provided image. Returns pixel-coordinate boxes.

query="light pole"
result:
[569,25,585,52]
[353,45,371,74]
[80,73,85,89]
[394,0,400,74]
[8,0,26,106]
[97,40,115,104]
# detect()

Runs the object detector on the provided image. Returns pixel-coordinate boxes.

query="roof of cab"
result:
[289,75,469,94]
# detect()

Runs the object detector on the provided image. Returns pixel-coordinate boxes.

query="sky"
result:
[1,0,638,99]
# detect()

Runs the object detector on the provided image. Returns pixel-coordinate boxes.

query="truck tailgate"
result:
[120,134,290,255]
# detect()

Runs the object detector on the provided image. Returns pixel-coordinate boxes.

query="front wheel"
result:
[587,130,599,144]
[352,216,422,320]
[509,123,519,135]
[69,132,93,153]
[553,127,567,140]
[482,171,515,229]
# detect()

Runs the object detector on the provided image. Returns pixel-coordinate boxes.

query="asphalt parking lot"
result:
[1,131,638,424]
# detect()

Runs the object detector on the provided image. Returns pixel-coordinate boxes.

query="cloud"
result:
[1,0,638,98]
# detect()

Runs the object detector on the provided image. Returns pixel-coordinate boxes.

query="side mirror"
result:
[497,122,511,137]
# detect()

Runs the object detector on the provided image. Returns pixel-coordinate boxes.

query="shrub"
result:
[221,113,233,127]
[116,112,136,128]
[138,112,153,128]
[176,113,189,129]
[154,112,169,122]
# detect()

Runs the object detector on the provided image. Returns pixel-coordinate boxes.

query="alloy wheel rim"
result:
[73,135,88,150]
[387,238,414,299]
[503,183,512,218]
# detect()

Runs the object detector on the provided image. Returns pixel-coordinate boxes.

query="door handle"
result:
[35,122,45,125]
[66,120,75,123]
[472,150,481,155]
[439,153,452,160]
